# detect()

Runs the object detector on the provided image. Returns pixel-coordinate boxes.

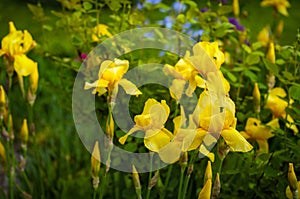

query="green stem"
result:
[21,170,32,193]
[93,188,97,199]
[146,153,154,199]
[177,166,186,199]
[182,174,191,199]
[99,170,107,199]
[161,164,173,199]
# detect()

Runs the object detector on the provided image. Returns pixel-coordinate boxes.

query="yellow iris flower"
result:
[163,52,205,100]
[266,87,298,134]
[119,98,173,152]
[240,118,279,153]
[0,21,37,76]
[84,58,142,99]
[261,0,290,16]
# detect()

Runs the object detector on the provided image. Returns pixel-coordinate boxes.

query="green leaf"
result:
[245,54,260,65]
[27,3,44,19]
[276,59,285,65]
[244,70,257,82]
[289,84,300,101]
[282,71,294,80]
[217,5,233,15]
[252,42,263,50]
[83,2,93,10]
[263,58,279,76]
[242,44,252,54]
[226,71,237,82]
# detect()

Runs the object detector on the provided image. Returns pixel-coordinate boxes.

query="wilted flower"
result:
[240,118,279,153]
[266,87,298,134]
[84,58,142,100]
[261,0,290,16]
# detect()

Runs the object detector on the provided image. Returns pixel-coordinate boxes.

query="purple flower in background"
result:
[80,53,88,60]
[172,2,187,14]
[228,17,245,31]
[183,22,192,29]
[146,0,162,5]
[244,40,251,46]
[200,7,209,12]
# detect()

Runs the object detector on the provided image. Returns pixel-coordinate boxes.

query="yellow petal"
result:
[256,139,269,153]
[118,78,142,96]
[29,63,39,94]
[22,30,34,53]
[9,21,17,33]
[221,128,253,152]
[170,79,186,101]
[158,140,182,163]
[119,126,142,145]
[144,128,173,152]
[286,114,298,135]
[14,54,36,76]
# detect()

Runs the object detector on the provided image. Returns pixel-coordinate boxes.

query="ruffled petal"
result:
[221,128,253,152]
[158,141,182,163]
[144,128,173,152]
[118,78,142,96]
[14,54,36,76]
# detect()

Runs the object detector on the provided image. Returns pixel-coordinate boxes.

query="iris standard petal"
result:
[13,54,36,76]
[118,78,142,96]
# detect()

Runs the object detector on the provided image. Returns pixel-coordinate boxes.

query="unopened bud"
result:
[132,165,142,199]
[179,152,188,167]
[198,179,212,199]
[0,140,6,164]
[212,173,221,199]
[148,170,159,189]
[267,73,276,91]
[288,163,298,192]
[217,140,230,160]
[0,86,6,120]
[275,20,284,38]
[233,0,240,17]
[253,83,261,113]
[91,141,101,189]
[187,165,194,177]
[106,113,114,141]
[266,42,276,64]
[20,119,29,151]
[204,161,212,184]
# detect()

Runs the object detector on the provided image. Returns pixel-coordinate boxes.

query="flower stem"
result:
[160,164,173,199]
[177,166,186,199]
[146,153,154,199]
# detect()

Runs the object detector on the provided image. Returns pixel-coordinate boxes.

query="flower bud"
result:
[91,141,101,189]
[212,173,221,199]
[275,20,284,38]
[28,63,39,106]
[233,0,240,17]
[267,42,276,64]
[106,112,114,141]
[148,170,159,189]
[253,83,261,113]
[198,179,212,199]
[20,119,29,151]
[288,163,298,192]
[132,165,142,199]
[0,140,6,164]
[0,86,6,120]
[267,73,276,91]
[204,161,212,184]
[179,151,188,167]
